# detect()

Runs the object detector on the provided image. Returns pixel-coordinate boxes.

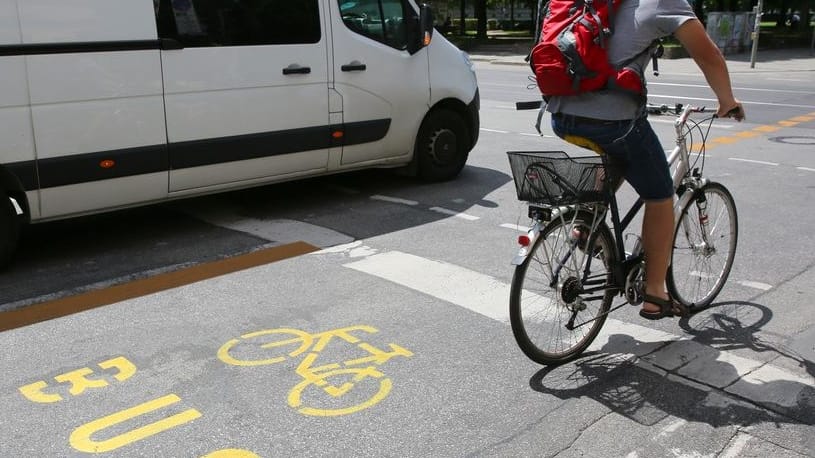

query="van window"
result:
[339,0,408,50]
[156,0,321,46]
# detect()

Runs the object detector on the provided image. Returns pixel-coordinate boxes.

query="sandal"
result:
[639,294,688,320]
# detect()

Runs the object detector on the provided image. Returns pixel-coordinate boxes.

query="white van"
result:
[0,0,479,267]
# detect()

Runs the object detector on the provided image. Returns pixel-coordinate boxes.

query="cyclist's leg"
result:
[615,119,678,316]
[642,198,674,314]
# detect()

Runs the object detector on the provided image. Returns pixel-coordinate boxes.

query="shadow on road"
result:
[528,301,815,431]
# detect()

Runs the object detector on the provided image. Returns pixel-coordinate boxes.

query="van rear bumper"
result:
[466,88,480,150]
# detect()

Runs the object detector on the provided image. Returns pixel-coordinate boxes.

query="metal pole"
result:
[750,0,763,68]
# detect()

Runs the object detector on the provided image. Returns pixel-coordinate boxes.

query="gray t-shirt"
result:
[546,0,696,120]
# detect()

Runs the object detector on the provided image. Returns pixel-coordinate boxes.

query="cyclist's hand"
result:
[717,102,745,121]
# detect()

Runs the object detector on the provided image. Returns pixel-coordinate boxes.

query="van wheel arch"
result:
[413,106,472,182]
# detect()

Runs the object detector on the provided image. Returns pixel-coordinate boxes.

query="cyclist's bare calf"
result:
[641,198,674,315]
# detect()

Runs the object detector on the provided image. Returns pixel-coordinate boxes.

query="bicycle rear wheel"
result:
[509,210,616,365]
[667,182,738,309]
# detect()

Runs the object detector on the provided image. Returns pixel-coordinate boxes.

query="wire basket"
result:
[507,151,611,205]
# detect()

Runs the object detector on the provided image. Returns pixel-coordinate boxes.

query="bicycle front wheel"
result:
[509,211,616,365]
[667,182,738,309]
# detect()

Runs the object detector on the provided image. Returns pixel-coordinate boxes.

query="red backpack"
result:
[529,0,654,98]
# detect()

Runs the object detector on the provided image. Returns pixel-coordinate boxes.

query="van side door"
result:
[330,0,431,166]
[17,1,168,219]
[157,0,331,193]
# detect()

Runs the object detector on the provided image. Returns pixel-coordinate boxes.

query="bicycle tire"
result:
[667,182,738,309]
[509,210,616,365]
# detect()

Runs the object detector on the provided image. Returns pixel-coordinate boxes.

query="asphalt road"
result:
[1,57,814,457]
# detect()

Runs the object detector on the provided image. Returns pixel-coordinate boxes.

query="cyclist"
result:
[546,0,745,319]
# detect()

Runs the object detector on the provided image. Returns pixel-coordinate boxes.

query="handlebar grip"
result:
[516,100,543,110]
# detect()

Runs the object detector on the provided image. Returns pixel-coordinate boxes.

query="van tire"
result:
[415,109,469,181]
[0,190,20,269]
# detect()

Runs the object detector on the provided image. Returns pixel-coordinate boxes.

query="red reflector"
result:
[332,131,344,139]
[99,159,115,169]
[518,235,531,246]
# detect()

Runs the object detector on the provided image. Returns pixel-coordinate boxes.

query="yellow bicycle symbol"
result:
[217,325,412,417]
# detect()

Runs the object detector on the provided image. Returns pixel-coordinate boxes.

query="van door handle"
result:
[341,61,367,72]
[283,64,311,75]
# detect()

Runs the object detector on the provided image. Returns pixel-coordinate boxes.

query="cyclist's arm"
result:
[674,19,744,120]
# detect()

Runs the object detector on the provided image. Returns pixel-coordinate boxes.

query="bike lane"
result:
[1,235,813,457]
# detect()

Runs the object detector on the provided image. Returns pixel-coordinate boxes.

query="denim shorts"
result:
[551,114,673,201]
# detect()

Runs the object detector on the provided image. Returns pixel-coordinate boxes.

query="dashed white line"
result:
[500,223,530,232]
[650,118,733,128]
[797,167,815,172]
[370,195,419,206]
[429,207,480,220]
[728,158,779,166]
[480,128,510,134]
[737,280,773,291]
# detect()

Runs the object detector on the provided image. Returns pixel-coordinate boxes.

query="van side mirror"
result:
[406,3,434,55]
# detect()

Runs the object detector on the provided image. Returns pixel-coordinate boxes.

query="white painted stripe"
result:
[737,280,772,291]
[650,118,732,128]
[341,250,814,400]
[649,94,815,110]
[797,167,815,172]
[429,207,480,221]
[500,223,530,232]
[370,195,419,206]
[344,251,511,321]
[480,128,510,134]
[728,158,779,166]
[765,77,807,82]
[719,432,753,458]
[650,81,814,95]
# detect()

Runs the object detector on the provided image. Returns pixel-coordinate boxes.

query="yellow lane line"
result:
[777,120,800,127]
[733,131,760,138]
[0,241,319,332]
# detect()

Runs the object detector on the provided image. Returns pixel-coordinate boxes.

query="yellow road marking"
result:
[789,116,814,122]
[733,131,760,138]
[753,125,781,133]
[70,394,201,453]
[777,120,799,127]
[0,242,318,332]
[708,136,739,144]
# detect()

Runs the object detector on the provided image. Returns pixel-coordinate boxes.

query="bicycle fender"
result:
[511,224,542,265]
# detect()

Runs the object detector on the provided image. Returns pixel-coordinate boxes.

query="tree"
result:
[475,0,488,38]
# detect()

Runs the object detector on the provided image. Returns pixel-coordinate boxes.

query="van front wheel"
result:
[415,109,469,181]
[0,190,21,269]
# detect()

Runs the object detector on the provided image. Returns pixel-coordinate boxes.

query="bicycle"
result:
[507,102,739,366]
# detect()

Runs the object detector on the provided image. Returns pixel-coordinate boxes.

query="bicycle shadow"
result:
[528,301,815,430]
